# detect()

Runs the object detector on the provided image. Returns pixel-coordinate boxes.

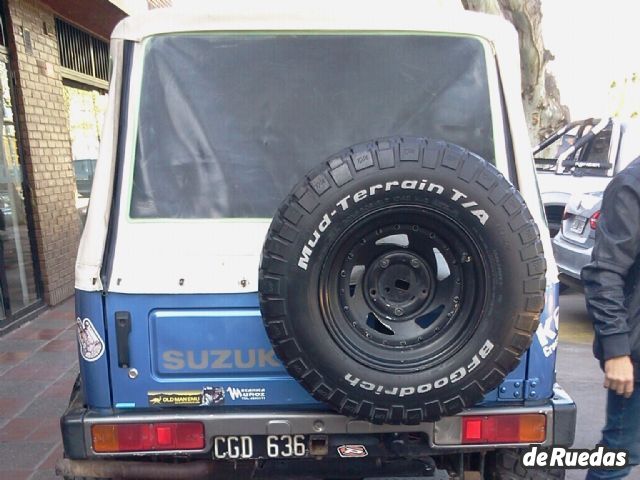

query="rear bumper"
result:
[61,384,576,461]
[552,234,592,281]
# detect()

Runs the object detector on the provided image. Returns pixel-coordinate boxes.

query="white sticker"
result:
[337,445,368,458]
[76,317,105,362]
[226,386,266,401]
[536,298,560,358]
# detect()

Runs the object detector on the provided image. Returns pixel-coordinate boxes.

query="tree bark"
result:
[462,0,569,143]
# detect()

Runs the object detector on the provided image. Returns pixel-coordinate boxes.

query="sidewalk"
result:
[0,298,77,480]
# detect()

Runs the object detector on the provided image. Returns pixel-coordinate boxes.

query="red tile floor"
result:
[0,298,77,480]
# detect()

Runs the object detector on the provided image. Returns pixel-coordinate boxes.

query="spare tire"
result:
[259,137,545,424]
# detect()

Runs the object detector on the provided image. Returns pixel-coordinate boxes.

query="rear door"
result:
[103,291,316,408]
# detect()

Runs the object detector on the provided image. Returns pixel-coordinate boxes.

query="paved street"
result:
[557,289,639,480]
[0,291,638,479]
[0,299,77,480]
[556,290,605,480]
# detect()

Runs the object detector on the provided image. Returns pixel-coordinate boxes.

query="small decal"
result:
[536,288,560,358]
[226,386,266,401]
[76,317,105,362]
[148,387,225,407]
[202,387,225,406]
[337,444,368,458]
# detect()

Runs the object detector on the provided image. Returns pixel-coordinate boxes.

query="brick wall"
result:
[5,0,80,305]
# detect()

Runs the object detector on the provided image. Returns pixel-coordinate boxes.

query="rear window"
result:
[130,34,495,219]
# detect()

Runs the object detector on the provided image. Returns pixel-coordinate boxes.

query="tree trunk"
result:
[462,0,569,144]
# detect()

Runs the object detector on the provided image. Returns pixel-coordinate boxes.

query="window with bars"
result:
[55,18,109,82]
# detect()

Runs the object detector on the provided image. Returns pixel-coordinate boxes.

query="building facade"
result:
[0,0,126,333]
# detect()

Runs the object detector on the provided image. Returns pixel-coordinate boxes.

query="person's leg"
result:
[586,382,640,479]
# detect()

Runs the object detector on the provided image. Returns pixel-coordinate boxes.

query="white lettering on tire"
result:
[342,340,494,397]
[297,179,489,270]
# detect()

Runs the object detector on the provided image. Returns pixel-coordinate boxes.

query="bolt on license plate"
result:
[212,435,308,459]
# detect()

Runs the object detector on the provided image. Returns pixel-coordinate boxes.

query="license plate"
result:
[570,216,587,234]
[212,435,308,459]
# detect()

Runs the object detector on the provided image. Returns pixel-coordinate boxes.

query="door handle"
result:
[115,311,132,368]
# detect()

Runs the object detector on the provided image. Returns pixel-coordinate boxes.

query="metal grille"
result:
[55,18,109,82]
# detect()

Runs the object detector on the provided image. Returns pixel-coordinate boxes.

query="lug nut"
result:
[380,259,390,268]
[394,307,404,316]
[410,259,420,268]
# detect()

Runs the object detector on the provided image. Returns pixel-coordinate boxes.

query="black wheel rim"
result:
[319,205,488,373]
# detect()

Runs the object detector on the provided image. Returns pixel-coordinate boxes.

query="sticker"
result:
[148,387,225,407]
[337,445,368,458]
[76,317,105,362]
[226,386,266,401]
[536,289,560,358]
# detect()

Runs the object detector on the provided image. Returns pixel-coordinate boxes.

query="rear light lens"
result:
[562,207,570,221]
[589,210,601,230]
[92,422,204,453]
[461,414,546,444]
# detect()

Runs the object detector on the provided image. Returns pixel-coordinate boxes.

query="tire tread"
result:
[259,137,546,424]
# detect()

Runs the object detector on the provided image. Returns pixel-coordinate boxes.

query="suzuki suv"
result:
[58,4,576,479]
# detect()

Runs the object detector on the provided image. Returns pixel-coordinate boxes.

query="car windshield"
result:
[130,34,496,219]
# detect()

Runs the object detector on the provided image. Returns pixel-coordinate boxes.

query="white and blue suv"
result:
[58,4,575,479]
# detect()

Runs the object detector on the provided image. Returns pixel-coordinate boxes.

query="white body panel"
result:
[538,173,611,206]
[76,3,557,294]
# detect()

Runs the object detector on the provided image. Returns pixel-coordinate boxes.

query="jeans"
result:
[586,382,640,479]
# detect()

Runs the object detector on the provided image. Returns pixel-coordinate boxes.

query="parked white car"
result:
[534,118,640,236]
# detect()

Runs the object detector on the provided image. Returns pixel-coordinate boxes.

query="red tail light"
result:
[562,207,570,221]
[462,414,546,444]
[92,422,204,453]
[589,210,600,230]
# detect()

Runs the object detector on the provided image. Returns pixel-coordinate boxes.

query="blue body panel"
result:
[94,290,316,408]
[75,291,112,409]
[75,283,559,410]
[523,283,559,401]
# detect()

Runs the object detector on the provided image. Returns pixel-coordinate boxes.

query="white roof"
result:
[111,1,511,42]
